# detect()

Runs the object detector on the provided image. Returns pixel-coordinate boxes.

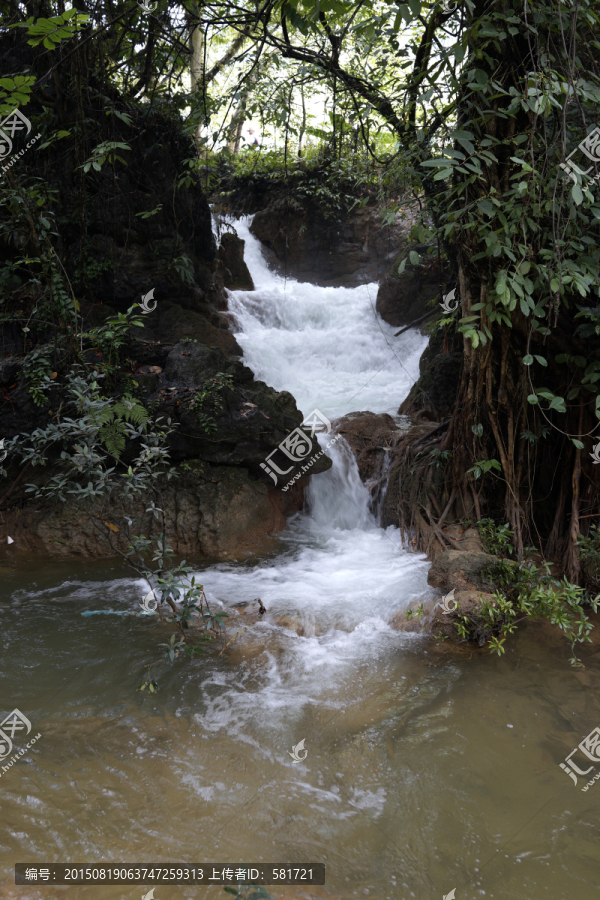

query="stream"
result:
[1,220,599,900]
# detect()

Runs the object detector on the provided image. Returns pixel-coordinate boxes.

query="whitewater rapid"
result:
[226,218,427,419]
[190,217,432,734]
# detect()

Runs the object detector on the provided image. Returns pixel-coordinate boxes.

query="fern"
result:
[93,395,149,459]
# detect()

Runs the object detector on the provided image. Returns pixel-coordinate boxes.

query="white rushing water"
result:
[193,218,432,734]
[226,218,427,419]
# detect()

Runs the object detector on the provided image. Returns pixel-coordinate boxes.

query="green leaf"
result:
[477,200,495,216]
[548,396,566,413]
[397,258,407,275]
[527,394,538,404]
[572,439,584,449]
[572,183,584,205]
[534,355,547,366]
[409,250,420,266]
[523,354,533,365]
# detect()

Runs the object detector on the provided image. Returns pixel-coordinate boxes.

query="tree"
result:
[197,0,600,576]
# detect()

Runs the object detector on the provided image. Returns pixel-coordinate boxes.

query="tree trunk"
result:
[297,83,306,157]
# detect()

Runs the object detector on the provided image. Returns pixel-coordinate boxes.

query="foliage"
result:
[448,522,599,663]
[92,395,150,459]
[578,526,600,589]
[187,372,234,431]
[477,518,514,557]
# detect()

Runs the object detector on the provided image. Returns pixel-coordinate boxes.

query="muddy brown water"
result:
[2,223,599,900]
[1,551,599,900]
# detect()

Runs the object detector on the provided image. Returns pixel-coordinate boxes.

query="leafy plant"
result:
[477,518,514,557]
[92,395,150,459]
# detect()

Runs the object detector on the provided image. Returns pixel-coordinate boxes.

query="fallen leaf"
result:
[104,521,120,533]
[243,402,257,408]
[148,366,162,374]
[50,372,57,379]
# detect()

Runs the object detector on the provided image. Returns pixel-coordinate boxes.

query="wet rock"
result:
[429,589,497,644]
[427,550,500,592]
[131,300,241,358]
[1,464,293,560]
[274,614,306,636]
[0,358,20,387]
[376,268,439,328]
[333,411,400,482]
[249,202,406,287]
[398,350,463,421]
[152,341,331,482]
[217,232,254,290]
[390,597,438,633]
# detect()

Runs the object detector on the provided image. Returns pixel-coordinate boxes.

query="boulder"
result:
[429,589,497,644]
[333,411,399,482]
[249,201,406,287]
[149,341,332,483]
[390,597,438,633]
[0,464,304,560]
[427,550,500,592]
[131,300,241,358]
[217,232,254,290]
[398,350,463,421]
[375,269,438,328]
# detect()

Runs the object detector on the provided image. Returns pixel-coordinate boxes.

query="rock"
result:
[390,597,438,633]
[274,614,306,636]
[376,269,439,328]
[333,411,399,481]
[398,350,463,421]
[429,589,497,644]
[249,201,407,287]
[217,232,254,290]
[131,300,241,358]
[440,525,485,553]
[0,464,302,560]
[427,550,500,592]
[0,358,20,387]
[148,341,332,483]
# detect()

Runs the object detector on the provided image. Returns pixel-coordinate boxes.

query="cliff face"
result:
[0,107,329,559]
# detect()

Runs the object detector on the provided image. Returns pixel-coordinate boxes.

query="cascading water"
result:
[197,218,433,722]
[2,217,589,900]
[226,218,428,419]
